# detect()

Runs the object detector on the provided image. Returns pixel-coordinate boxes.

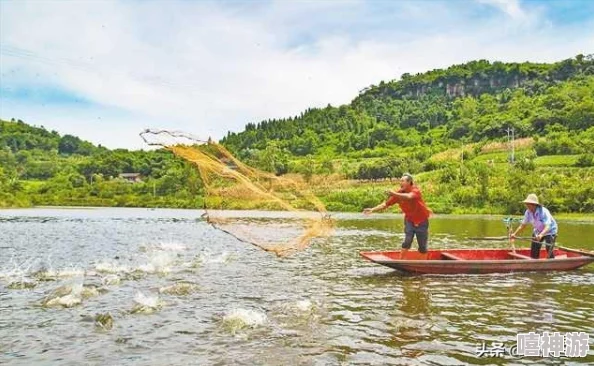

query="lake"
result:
[1,208,593,365]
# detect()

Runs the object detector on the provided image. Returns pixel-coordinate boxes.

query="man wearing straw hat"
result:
[511,193,558,259]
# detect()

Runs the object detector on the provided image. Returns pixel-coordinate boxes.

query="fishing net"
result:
[139,129,334,256]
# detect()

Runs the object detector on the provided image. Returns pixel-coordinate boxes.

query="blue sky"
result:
[1,0,593,149]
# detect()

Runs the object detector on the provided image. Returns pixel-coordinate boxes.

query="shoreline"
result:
[1,205,593,222]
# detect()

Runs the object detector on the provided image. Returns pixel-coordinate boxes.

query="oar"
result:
[507,224,516,253]
[503,216,522,253]
[468,236,532,241]
[513,237,570,248]
[557,246,594,257]
[471,236,565,246]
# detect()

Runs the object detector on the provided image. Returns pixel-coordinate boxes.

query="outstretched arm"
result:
[511,223,526,238]
[363,195,399,215]
[363,202,387,215]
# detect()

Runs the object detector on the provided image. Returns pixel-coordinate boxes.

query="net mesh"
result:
[140,129,334,256]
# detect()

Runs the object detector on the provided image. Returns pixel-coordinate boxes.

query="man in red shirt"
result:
[363,173,432,259]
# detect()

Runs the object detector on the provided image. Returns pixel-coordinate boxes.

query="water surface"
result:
[1,208,593,365]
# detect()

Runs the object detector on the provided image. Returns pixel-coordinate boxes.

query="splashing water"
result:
[140,241,188,253]
[196,250,234,265]
[35,267,85,281]
[131,292,162,314]
[155,241,187,251]
[41,281,84,308]
[222,308,267,333]
[101,274,121,286]
[7,279,37,289]
[81,285,101,299]
[94,313,114,331]
[45,294,82,308]
[293,299,314,313]
[158,282,198,296]
[95,261,130,275]
[1,255,84,283]
[136,251,176,274]
[0,256,36,280]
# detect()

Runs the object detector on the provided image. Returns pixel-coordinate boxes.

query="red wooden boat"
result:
[359,246,594,274]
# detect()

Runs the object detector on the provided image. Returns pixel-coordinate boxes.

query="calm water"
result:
[0,208,593,365]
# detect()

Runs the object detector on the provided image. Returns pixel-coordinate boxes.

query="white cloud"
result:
[1,0,593,149]
[477,0,528,20]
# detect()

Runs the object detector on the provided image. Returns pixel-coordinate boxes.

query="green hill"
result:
[223,55,593,161]
[0,119,203,208]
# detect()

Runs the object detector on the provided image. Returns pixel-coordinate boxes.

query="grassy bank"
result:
[3,167,592,221]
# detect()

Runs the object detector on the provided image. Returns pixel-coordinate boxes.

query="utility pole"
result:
[505,127,515,164]
[512,127,516,164]
[460,146,464,178]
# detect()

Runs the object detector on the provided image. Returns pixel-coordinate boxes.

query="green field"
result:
[534,155,580,167]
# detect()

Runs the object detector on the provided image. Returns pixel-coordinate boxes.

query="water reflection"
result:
[399,278,432,317]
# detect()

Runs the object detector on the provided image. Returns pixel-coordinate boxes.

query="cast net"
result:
[139,129,334,256]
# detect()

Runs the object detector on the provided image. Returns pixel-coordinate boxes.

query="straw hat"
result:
[521,193,540,205]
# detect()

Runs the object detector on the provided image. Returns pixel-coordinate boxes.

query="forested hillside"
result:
[223,55,593,163]
[0,119,202,208]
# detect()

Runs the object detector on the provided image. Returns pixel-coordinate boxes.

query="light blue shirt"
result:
[522,206,558,236]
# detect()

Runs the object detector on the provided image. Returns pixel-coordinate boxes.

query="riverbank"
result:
[2,204,593,222]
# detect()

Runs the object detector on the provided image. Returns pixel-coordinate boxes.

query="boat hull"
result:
[359,247,594,275]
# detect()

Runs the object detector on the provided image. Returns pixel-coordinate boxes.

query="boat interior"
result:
[361,248,581,261]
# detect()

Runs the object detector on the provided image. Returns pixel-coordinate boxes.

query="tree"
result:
[58,135,82,155]
[257,141,289,175]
